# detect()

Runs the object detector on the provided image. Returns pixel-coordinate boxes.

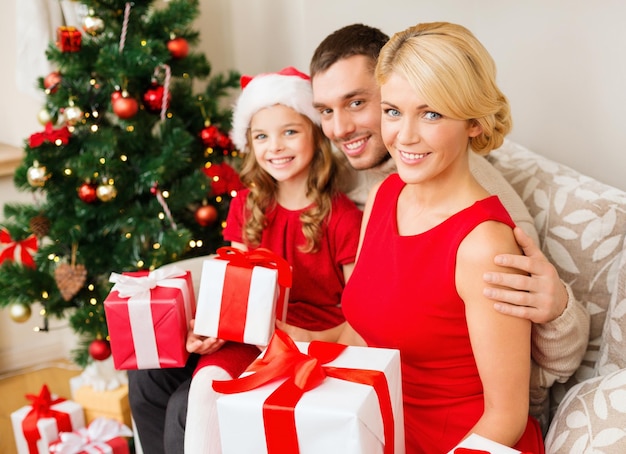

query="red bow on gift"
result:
[215,246,292,288]
[0,228,37,268]
[29,122,71,148]
[22,385,72,454]
[215,246,292,326]
[213,330,395,454]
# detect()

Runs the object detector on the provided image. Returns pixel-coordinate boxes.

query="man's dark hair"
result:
[310,24,389,78]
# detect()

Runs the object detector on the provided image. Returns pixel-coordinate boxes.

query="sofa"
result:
[176,140,626,453]
[488,141,626,453]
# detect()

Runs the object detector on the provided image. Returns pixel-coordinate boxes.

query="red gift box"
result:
[10,385,85,454]
[104,265,196,370]
[213,330,404,454]
[56,26,82,52]
[193,247,292,346]
[49,417,132,454]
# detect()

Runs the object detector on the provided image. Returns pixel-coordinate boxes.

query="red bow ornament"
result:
[29,122,71,148]
[0,228,37,268]
[213,330,402,454]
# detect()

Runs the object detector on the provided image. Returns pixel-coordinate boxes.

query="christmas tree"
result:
[0,0,242,366]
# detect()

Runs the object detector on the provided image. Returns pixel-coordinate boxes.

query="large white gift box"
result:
[213,331,404,454]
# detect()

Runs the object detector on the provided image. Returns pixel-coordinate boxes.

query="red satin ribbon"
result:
[29,122,71,148]
[0,228,37,268]
[213,330,395,454]
[22,385,73,453]
[215,246,292,321]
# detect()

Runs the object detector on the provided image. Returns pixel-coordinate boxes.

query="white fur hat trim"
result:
[230,67,320,151]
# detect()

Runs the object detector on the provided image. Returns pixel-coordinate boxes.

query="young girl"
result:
[338,22,545,453]
[184,67,362,453]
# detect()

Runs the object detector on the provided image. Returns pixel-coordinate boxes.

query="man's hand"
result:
[186,319,226,355]
[483,227,568,324]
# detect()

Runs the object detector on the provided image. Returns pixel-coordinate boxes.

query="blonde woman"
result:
[339,22,545,453]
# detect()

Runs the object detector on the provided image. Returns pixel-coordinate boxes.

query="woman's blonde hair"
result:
[375,22,512,155]
[239,114,340,253]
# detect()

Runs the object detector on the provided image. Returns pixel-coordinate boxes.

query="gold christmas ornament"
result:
[63,104,83,125]
[9,302,32,323]
[96,183,117,202]
[82,15,105,36]
[27,161,49,187]
[37,108,52,126]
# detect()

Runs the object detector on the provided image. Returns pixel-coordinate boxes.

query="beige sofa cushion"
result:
[488,141,626,402]
[544,368,626,453]
[597,248,626,374]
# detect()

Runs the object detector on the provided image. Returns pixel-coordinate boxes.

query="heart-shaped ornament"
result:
[54,263,87,301]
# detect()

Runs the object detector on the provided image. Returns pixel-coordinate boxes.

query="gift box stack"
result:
[10,385,84,454]
[213,330,405,454]
[193,247,292,347]
[104,264,196,370]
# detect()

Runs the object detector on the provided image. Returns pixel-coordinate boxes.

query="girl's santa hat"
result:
[230,67,320,151]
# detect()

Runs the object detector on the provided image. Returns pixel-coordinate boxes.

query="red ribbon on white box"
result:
[109,265,192,369]
[49,417,132,454]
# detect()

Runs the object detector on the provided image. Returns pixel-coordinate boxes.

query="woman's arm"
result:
[456,221,531,446]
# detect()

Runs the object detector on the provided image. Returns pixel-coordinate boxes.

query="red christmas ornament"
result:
[195,204,218,227]
[203,162,244,196]
[167,37,189,59]
[112,93,139,119]
[200,125,221,147]
[111,90,123,103]
[44,71,62,94]
[216,133,233,151]
[89,338,112,361]
[143,82,171,112]
[77,182,98,203]
[56,26,82,52]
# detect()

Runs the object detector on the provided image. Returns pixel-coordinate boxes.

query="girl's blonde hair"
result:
[239,114,340,253]
[375,22,512,155]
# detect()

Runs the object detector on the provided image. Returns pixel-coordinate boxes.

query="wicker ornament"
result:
[29,215,51,238]
[54,262,87,301]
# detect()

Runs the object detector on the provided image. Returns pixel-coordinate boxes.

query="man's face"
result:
[311,55,389,170]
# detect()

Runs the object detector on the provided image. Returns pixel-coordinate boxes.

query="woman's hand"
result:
[186,319,226,355]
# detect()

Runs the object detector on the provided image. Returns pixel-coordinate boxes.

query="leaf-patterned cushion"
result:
[544,368,626,453]
[597,248,626,374]
[488,140,626,402]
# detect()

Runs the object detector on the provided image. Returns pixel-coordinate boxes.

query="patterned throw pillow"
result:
[488,140,626,401]
[544,368,626,453]
[597,249,626,374]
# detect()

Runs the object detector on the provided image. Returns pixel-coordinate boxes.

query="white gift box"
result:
[216,340,404,454]
[447,433,523,453]
[11,395,85,454]
[193,258,280,346]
